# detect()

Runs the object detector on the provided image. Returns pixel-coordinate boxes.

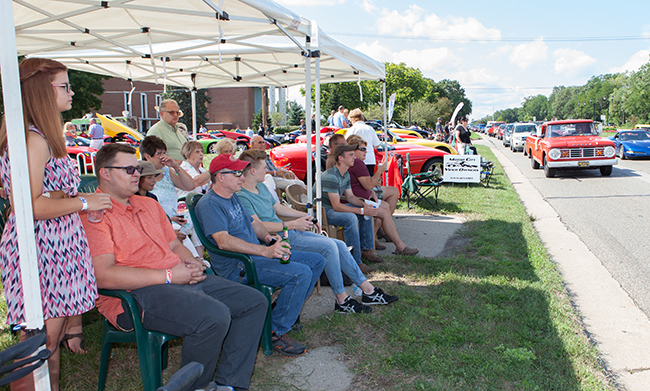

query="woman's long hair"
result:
[0,58,68,158]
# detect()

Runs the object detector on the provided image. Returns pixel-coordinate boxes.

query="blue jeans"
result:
[288,230,367,295]
[226,250,325,336]
[126,275,268,390]
[324,208,374,263]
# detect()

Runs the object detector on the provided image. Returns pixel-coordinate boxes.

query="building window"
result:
[123,92,132,117]
[140,93,148,119]
[155,95,162,118]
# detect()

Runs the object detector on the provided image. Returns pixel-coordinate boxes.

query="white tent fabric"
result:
[15,0,384,87]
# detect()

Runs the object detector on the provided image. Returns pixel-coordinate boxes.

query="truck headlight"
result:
[549,148,561,160]
[604,146,615,158]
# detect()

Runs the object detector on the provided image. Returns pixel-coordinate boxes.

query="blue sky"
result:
[277,0,650,120]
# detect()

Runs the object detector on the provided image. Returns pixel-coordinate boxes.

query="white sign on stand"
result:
[443,155,481,183]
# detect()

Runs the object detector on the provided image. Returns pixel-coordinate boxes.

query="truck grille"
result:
[560,148,603,159]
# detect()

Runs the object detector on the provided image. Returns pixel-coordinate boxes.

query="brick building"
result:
[98,78,263,133]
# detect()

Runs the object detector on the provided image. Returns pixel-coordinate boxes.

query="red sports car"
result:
[269,141,449,181]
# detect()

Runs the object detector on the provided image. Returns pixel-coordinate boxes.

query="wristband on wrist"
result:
[79,197,88,211]
[360,207,364,215]
[264,235,272,244]
[166,269,172,284]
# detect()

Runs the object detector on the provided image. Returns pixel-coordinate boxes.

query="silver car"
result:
[510,123,537,152]
[502,123,515,147]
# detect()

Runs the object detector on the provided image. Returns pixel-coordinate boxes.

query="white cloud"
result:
[553,48,596,76]
[375,5,501,42]
[355,41,460,72]
[610,50,650,73]
[509,38,548,69]
[360,0,376,13]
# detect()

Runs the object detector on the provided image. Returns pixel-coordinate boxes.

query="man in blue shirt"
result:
[195,154,325,357]
[89,118,105,150]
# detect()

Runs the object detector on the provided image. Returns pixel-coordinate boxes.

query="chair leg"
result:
[97,323,113,391]
[138,334,166,391]
[260,286,275,356]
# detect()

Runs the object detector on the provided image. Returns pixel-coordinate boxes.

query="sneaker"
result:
[272,332,307,357]
[335,296,372,314]
[291,322,303,332]
[362,287,399,305]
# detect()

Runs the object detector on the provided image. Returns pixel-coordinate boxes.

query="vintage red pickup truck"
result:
[525,120,617,178]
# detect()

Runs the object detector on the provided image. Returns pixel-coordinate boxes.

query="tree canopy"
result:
[307,62,472,128]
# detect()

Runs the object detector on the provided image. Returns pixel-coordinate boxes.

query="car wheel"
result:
[236,142,248,152]
[207,142,218,154]
[421,157,444,176]
[600,165,613,176]
[619,145,626,160]
[530,153,540,169]
[543,156,555,178]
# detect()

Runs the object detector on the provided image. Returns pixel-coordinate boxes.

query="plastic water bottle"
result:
[280,226,291,264]
[352,284,362,297]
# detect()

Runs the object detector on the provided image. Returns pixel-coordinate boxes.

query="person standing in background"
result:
[88,118,104,150]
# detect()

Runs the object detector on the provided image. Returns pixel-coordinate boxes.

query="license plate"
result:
[578,161,589,167]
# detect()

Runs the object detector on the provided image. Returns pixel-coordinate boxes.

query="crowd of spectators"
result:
[0,65,418,390]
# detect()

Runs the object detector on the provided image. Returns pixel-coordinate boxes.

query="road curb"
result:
[481,136,650,390]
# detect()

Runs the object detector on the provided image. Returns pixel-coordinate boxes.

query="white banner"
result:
[388,93,396,122]
[443,155,481,183]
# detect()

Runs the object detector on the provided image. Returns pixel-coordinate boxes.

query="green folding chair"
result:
[78,174,98,193]
[401,153,442,209]
[97,289,180,391]
[185,192,278,356]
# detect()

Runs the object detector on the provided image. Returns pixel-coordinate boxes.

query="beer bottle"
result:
[280,226,290,264]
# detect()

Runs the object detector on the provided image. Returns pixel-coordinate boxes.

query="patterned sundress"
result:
[0,127,98,324]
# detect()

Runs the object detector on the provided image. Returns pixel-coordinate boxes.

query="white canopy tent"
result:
[2,1,386,385]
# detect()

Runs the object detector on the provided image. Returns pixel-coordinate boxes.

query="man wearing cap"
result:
[82,143,268,391]
[88,118,105,150]
[318,143,382,271]
[147,99,188,161]
[195,154,326,357]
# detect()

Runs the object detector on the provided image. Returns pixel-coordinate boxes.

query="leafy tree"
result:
[435,79,472,119]
[434,97,454,122]
[252,108,269,130]
[521,95,549,121]
[161,87,211,129]
[287,100,305,126]
[623,63,650,123]
[397,100,438,127]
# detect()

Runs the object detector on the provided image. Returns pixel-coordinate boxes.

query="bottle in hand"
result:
[280,226,290,264]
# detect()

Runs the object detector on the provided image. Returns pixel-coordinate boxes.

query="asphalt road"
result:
[482,135,650,319]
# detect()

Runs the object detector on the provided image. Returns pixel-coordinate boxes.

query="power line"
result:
[330,32,650,43]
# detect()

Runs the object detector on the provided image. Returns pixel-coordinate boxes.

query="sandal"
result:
[60,332,86,354]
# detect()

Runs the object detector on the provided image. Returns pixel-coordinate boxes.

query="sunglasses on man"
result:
[104,165,145,175]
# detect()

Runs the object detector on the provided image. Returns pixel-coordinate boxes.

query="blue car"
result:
[608,130,650,159]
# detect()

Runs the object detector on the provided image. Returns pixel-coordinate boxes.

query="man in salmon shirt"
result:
[81,143,267,391]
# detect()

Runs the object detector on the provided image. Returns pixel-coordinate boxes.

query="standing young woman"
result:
[0,58,112,390]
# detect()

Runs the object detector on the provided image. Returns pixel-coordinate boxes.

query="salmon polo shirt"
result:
[81,190,180,327]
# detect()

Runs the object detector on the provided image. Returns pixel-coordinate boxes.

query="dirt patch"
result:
[435,227,471,259]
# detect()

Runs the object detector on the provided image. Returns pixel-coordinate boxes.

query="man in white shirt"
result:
[345,108,381,174]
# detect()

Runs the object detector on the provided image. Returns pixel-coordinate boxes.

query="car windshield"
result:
[547,123,597,137]
[620,131,650,141]
[67,137,90,147]
[514,125,536,133]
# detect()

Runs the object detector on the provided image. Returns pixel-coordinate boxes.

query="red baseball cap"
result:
[209,153,249,174]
